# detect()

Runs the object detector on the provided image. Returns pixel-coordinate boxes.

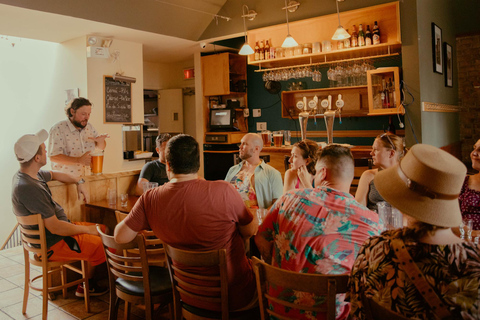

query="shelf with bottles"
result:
[247,2,400,70]
[367,67,403,115]
[282,86,369,119]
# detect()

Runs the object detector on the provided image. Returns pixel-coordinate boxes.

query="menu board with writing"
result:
[104,76,132,123]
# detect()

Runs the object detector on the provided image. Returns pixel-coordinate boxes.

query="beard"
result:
[239,149,253,160]
[71,118,87,129]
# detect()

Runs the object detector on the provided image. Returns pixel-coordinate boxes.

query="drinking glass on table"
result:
[143,181,159,194]
[460,219,473,241]
[120,193,129,207]
[107,188,116,206]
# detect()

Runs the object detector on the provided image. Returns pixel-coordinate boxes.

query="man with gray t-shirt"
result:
[12,129,107,297]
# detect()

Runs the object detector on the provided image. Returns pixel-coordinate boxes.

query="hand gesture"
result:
[88,134,110,143]
[297,165,313,189]
[77,183,90,203]
[78,151,91,166]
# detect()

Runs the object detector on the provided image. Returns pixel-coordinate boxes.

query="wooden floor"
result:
[0,246,170,320]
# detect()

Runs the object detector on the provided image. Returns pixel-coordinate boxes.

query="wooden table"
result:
[84,195,139,233]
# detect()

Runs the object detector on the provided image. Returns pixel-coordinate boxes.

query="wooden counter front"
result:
[48,170,140,223]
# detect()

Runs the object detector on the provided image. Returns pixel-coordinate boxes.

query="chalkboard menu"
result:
[104,76,132,123]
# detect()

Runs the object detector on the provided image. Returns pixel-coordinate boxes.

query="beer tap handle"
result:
[328,95,332,110]
[336,94,344,124]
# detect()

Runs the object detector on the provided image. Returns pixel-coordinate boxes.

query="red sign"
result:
[183,68,195,79]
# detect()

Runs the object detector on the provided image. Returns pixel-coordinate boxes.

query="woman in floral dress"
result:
[459,138,480,229]
[348,144,480,320]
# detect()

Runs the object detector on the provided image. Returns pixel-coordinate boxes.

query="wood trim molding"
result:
[291,129,405,138]
[422,102,461,112]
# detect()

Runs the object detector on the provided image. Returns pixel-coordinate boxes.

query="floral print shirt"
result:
[257,186,381,320]
[459,176,480,229]
[229,168,259,208]
[347,228,480,319]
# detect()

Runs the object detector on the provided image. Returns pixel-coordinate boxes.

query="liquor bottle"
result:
[259,40,265,60]
[372,21,380,45]
[265,40,270,60]
[358,24,365,47]
[365,25,372,46]
[351,25,358,47]
[381,78,389,108]
[337,40,344,50]
[343,29,351,48]
[387,116,396,134]
[254,41,260,61]
[388,78,395,108]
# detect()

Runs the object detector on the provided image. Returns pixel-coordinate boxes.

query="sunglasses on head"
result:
[380,133,396,151]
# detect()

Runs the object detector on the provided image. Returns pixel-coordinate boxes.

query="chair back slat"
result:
[252,257,349,320]
[164,244,229,319]
[16,214,49,265]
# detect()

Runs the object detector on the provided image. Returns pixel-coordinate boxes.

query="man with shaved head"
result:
[225,133,283,209]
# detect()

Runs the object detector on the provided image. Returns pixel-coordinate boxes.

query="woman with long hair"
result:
[459,138,480,229]
[283,139,318,193]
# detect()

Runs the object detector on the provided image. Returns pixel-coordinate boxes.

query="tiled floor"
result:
[0,246,169,319]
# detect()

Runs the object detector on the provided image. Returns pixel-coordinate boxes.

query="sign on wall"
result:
[104,76,132,123]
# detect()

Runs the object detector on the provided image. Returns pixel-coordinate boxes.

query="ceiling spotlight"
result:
[87,36,97,46]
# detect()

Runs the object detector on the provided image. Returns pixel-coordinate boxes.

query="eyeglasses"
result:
[379,133,396,151]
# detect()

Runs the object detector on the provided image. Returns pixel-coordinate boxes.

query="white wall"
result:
[86,38,145,173]
[0,36,87,244]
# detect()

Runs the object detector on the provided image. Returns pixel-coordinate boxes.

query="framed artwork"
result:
[444,42,453,87]
[432,23,443,74]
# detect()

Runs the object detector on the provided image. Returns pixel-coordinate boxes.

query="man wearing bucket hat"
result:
[12,129,108,297]
[348,144,480,319]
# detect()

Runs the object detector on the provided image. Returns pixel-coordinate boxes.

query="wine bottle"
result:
[254,41,260,61]
[351,25,358,47]
[358,24,365,47]
[365,25,372,46]
[381,79,389,108]
[265,40,270,60]
[388,78,395,108]
[259,40,265,60]
[372,21,381,45]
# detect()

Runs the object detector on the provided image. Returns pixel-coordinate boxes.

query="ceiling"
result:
[0,0,236,63]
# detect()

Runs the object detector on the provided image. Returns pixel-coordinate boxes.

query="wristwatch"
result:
[76,178,85,185]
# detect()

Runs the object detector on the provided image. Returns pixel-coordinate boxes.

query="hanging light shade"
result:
[281,0,298,48]
[239,5,257,56]
[331,0,351,40]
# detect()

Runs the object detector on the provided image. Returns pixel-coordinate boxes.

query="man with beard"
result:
[48,98,108,176]
[225,133,283,209]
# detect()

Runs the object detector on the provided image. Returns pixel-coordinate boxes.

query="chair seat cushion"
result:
[183,302,259,320]
[116,266,172,296]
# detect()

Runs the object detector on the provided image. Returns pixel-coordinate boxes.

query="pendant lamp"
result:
[239,5,257,55]
[331,0,351,40]
[281,0,299,48]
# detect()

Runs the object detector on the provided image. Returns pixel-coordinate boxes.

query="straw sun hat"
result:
[374,144,467,228]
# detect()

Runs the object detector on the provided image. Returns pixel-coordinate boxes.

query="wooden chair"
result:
[252,257,349,320]
[164,244,258,320]
[362,294,410,320]
[97,226,173,320]
[16,214,90,320]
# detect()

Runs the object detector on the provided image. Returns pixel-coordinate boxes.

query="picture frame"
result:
[432,23,443,74]
[444,42,453,87]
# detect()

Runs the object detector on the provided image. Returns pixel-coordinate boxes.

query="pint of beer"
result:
[273,131,283,147]
[90,150,104,175]
[261,130,272,147]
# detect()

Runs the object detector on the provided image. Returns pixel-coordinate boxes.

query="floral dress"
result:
[229,168,258,208]
[459,176,480,229]
[347,228,480,319]
[257,186,381,320]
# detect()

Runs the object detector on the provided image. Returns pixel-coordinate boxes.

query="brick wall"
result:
[457,34,480,163]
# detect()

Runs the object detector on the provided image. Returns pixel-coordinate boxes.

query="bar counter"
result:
[48,170,140,223]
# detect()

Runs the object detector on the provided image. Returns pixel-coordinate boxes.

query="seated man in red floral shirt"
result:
[255,144,381,320]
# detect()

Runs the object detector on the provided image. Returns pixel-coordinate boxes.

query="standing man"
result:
[255,145,381,320]
[114,134,258,311]
[12,129,107,297]
[225,133,283,209]
[49,98,108,177]
[135,133,171,195]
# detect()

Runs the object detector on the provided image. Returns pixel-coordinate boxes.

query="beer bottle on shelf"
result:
[388,78,395,108]
[358,24,365,47]
[259,40,265,60]
[372,21,381,45]
[381,78,389,108]
[343,29,351,48]
[254,41,260,61]
[265,40,271,60]
[351,25,358,47]
[365,25,372,46]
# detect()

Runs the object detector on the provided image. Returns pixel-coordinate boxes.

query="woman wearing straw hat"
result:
[459,138,480,229]
[283,139,318,193]
[347,144,480,319]
[355,133,404,211]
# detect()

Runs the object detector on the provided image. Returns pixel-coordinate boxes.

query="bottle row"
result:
[373,77,396,109]
[252,21,383,61]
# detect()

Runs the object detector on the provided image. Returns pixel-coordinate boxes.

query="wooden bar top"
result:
[262,145,372,158]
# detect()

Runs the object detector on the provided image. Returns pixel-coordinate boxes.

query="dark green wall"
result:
[246,56,404,147]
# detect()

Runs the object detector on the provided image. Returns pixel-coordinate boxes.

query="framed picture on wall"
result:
[444,42,453,87]
[432,23,443,74]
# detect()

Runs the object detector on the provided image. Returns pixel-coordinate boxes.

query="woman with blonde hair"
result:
[355,132,404,211]
[283,139,318,193]
[348,144,480,319]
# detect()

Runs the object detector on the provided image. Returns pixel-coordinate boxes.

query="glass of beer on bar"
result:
[273,131,283,147]
[90,149,104,175]
[261,130,272,147]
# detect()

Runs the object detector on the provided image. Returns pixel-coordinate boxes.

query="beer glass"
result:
[107,188,116,206]
[90,149,104,175]
[273,131,283,147]
[377,202,403,231]
[283,130,291,146]
[261,130,272,147]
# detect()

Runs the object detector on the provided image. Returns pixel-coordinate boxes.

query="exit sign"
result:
[183,68,195,80]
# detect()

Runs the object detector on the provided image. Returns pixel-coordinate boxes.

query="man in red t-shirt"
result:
[115,134,258,311]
